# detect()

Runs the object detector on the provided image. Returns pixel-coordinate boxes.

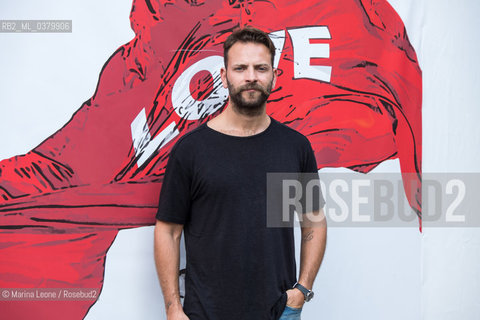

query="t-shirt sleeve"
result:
[300,139,326,212]
[156,145,191,224]
[303,139,319,173]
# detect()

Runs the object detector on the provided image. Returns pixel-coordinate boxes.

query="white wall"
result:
[421,1,480,319]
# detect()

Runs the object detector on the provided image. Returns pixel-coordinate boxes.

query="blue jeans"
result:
[279,305,302,320]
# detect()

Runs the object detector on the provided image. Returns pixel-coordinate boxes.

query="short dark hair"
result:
[223,27,276,68]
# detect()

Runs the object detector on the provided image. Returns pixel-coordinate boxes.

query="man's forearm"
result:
[154,220,184,314]
[298,209,327,289]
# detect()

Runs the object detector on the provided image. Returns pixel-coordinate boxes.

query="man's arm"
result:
[286,208,327,308]
[154,219,189,320]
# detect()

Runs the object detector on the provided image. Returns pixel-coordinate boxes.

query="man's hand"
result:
[166,304,190,320]
[286,288,305,309]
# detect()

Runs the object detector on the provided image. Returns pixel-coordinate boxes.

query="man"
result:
[154,27,326,320]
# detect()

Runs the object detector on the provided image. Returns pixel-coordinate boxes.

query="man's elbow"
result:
[155,219,184,240]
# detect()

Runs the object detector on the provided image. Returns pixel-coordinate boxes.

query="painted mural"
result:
[0,0,421,318]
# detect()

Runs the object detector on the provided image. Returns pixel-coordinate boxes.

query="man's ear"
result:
[220,67,228,89]
[272,68,278,89]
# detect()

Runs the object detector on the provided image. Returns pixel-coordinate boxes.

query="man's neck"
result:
[207,103,271,137]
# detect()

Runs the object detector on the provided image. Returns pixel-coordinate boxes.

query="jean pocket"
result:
[285,305,302,312]
[279,305,302,320]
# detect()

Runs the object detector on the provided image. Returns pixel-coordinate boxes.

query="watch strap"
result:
[293,282,314,302]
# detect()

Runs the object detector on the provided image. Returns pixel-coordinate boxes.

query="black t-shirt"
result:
[156,118,323,320]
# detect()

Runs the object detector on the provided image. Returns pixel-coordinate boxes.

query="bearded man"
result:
[154,27,327,320]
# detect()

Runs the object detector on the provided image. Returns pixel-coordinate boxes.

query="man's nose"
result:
[245,67,257,82]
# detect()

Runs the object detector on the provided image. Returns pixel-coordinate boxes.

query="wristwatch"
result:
[293,282,314,302]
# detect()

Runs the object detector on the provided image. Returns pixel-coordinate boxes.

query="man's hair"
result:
[223,26,276,68]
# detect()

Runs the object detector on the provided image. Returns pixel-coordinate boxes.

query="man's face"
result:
[221,42,277,115]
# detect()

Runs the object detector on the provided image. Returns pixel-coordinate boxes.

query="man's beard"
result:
[227,79,273,116]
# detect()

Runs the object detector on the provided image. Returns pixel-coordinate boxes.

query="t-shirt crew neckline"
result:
[205,116,275,140]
